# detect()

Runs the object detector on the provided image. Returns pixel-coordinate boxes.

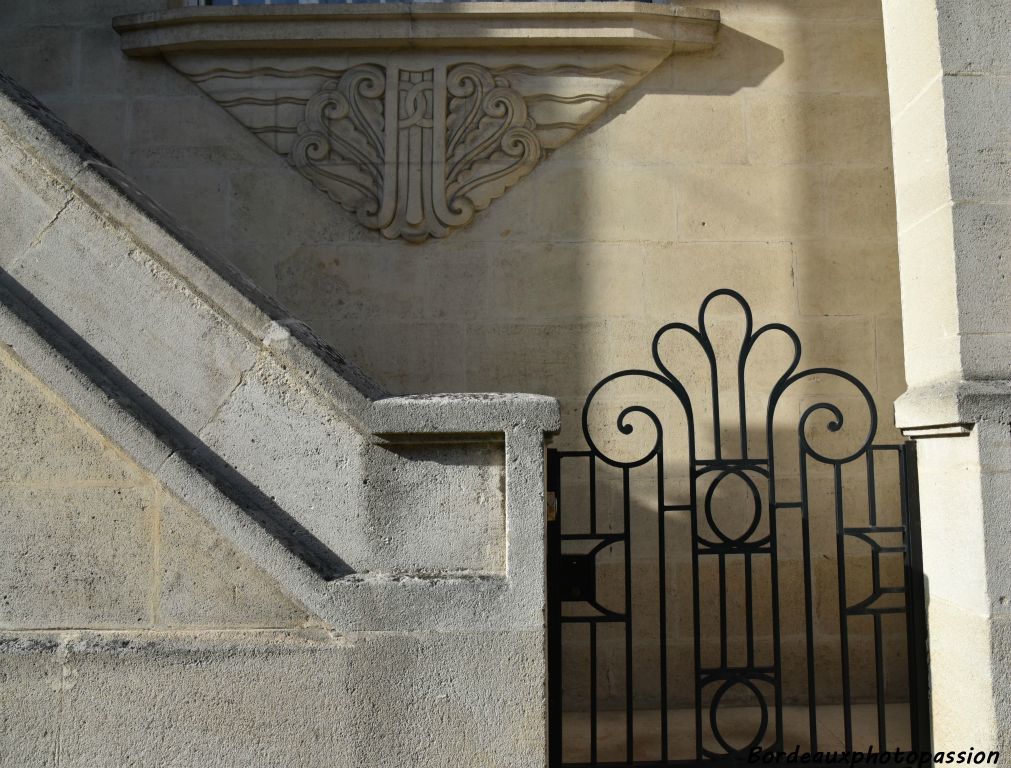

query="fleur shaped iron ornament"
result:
[290,63,542,242]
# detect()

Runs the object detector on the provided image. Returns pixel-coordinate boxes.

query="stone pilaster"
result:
[882,0,1011,751]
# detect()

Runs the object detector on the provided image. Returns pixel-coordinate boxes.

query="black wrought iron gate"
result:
[547,290,930,766]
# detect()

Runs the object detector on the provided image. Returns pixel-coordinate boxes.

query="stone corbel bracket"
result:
[114,3,720,242]
[895,379,1011,440]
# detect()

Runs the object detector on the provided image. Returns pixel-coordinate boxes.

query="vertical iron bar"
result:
[871,454,883,749]
[872,546,881,596]
[656,451,670,762]
[867,448,878,527]
[765,381,785,753]
[745,551,754,668]
[708,345,722,461]
[769,502,785,751]
[691,465,703,762]
[799,450,818,752]
[547,449,563,768]
[874,612,887,749]
[833,462,853,751]
[719,552,728,670]
[623,466,634,764]
[901,443,932,753]
[590,622,598,765]
[738,343,749,459]
[899,444,915,751]
[588,455,598,764]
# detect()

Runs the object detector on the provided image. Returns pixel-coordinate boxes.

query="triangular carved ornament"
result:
[115,3,720,242]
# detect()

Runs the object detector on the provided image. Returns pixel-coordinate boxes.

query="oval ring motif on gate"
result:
[703,469,763,546]
[709,676,769,756]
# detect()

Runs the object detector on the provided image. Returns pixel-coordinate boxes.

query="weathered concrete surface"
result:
[0,67,556,767]
[0,485,156,629]
[0,629,544,768]
[0,320,309,633]
[0,64,557,584]
[158,495,311,629]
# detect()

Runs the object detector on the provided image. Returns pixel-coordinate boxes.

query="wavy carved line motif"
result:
[525,93,610,104]
[215,87,609,111]
[532,121,583,131]
[491,63,645,77]
[218,95,310,108]
[249,125,298,134]
[188,65,342,82]
[190,62,643,84]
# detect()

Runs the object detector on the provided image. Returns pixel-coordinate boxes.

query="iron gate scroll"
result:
[547,290,930,766]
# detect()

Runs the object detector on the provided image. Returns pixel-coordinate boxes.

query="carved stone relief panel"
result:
[174,54,656,241]
[289,62,541,242]
[115,4,720,241]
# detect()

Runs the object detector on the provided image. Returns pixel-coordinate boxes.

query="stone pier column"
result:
[881,0,1011,752]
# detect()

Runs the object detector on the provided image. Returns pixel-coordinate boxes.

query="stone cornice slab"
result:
[372,392,561,439]
[895,379,1011,438]
[114,3,719,241]
[114,3,720,55]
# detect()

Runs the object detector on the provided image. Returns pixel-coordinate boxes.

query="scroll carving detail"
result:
[290,63,542,242]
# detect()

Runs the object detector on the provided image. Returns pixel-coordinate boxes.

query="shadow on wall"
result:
[527,23,784,442]
[539,21,784,436]
[175,25,787,406]
[639,26,786,97]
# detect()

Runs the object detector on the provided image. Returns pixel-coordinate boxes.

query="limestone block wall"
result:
[0,0,907,730]
[0,345,310,631]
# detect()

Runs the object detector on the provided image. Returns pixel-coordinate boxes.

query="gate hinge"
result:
[546,491,558,522]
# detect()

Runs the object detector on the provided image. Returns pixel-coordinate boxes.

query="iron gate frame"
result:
[546,289,931,767]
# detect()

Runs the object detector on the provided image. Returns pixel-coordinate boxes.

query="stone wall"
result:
[0,346,310,631]
[0,0,908,745]
[884,0,1011,754]
[0,61,555,767]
